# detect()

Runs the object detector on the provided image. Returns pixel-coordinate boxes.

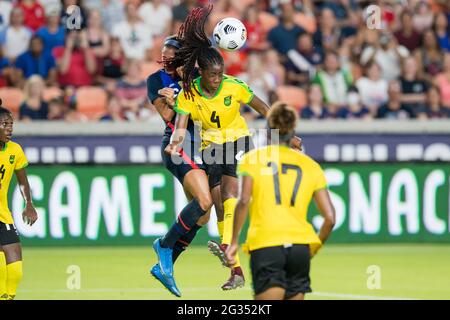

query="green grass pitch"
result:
[17,244,450,300]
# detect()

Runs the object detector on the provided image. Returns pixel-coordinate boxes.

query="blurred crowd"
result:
[0,0,449,122]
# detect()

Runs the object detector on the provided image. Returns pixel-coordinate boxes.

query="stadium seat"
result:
[75,86,108,120]
[141,61,161,81]
[275,86,307,111]
[258,12,278,33]
[0,87,24,116]
[43,87,64,102]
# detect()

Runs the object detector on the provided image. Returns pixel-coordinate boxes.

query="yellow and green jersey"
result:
[174,75,254,149]
[0,141,28,224]
[237,145,327,251]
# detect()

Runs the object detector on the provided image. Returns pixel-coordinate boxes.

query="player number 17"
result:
[268,162,302,206]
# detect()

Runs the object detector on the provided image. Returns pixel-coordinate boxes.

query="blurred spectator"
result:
[263,49,286,86]
[313,50,352,108]
[172,0,197,34]
[83,0,125,34]
[434,52,450,108]
[0,47,12,87]
[417,86,450,119]
[222,49,247,76]
[114,58,148,121]
[320,0,360,29]
[100,96,125,121]
[238,53,276,120]
[19,74,48,120]
[97,36,124,88]
[286,32,323,87]
[337,86,371,119]
[86,9,110,59]
[139,0,172,38]
[413,1,434,32]
[16,0,46,32]
[300,84,330,119]
[355,61,388,115]
[0,7,32,62]
[36,7,66,54]
[53,30,97,87]
[242,4,269,52]
[414,29,444,82]
[0,0,13,30]
[38,0,62,13]
[313,7,340,52]
[112,2,153,61]
[361,32,409,81]
[393,10,421,52]
[60,0,88,30]
[433,11,450,52]
[14,35,57,86]
[399,56,428,116]
[47,97,67,120]
[267,2,304,57]
[376,80,414,119]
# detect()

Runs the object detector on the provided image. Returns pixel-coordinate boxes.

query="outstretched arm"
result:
[15,169,37,226]
[248,95,270,118]
[248,96,303,151]
[164,113,190,156]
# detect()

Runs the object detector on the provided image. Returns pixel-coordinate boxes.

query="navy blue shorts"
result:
[161,135,206,185]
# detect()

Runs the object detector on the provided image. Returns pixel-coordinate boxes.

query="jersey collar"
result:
[195,76,224,100]
[0,142,7,152]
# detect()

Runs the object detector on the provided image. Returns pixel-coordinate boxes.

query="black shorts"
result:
[202,135,254,188]
[161,135,206,185]
[0,222,20,246]
[250,244,311,298]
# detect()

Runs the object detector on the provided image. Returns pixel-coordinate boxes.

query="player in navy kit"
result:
[147,36,224,297]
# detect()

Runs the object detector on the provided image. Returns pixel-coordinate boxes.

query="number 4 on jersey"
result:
[210,111,221,128]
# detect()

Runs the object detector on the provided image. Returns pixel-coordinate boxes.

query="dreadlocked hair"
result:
[169,4,224,100]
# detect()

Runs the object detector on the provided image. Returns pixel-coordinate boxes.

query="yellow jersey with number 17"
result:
[237,145,327,252]
[0,141,28,224]
[174,75,254,150]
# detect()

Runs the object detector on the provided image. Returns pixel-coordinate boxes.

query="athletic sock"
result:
[0,252,7,300]
[6,261,23,300]
[161,199,207,249]
[172,224,201,263]
[217,220,224,243]
[222,198,241,268]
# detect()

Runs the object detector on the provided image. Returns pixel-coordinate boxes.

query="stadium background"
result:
[0,0,449,300]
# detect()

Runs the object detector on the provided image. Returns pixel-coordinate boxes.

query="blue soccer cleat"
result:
[153,238,174,277]
[150,264,181,297]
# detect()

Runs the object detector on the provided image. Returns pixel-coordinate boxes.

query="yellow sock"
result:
[6,261,23,300]
[0,252,7,300]
[223,198,241,268]
[217,221,224,243]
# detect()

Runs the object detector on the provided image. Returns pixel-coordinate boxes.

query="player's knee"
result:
[197,194,213,212]
[197,211,211,225]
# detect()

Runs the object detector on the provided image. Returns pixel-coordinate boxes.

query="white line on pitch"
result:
[20,287,417,299]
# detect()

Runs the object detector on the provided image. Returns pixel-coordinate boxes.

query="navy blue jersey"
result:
[147,69,183,137]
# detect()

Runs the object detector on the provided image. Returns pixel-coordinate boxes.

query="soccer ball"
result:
[213,17,247,51]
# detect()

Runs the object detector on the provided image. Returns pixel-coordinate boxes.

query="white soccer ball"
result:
[213,17,247,52]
